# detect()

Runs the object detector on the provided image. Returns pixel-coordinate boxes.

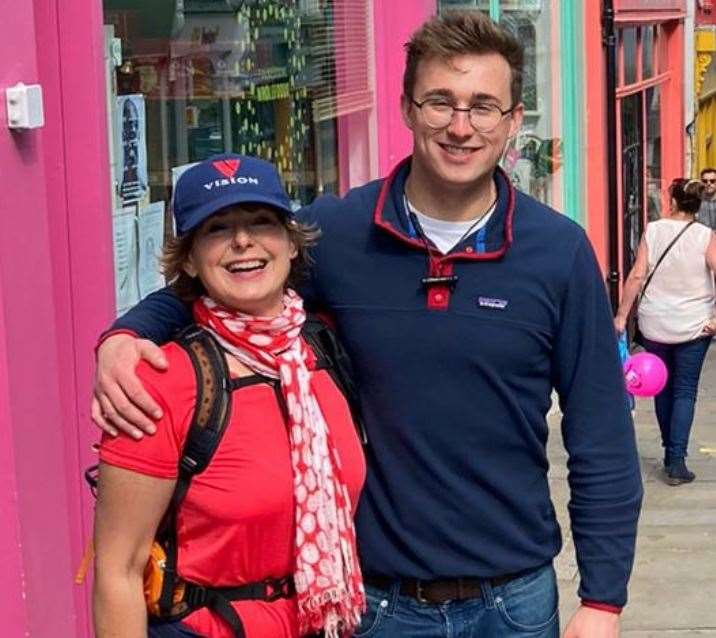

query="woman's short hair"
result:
[161,210,320,304]
[669,178,705,214]
[403,10,524,107]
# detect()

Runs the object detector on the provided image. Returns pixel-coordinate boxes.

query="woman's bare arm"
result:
[93,463,175,638]
[614,236,649,333]
[705,231,716,273]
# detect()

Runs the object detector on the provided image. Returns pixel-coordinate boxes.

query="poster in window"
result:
[115,94,149,204]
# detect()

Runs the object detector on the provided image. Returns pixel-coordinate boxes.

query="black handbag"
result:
[633,220,695,345]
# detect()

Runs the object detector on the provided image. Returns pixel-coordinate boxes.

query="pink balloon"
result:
[623,352,668,397]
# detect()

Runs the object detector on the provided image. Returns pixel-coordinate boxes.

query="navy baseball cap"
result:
[173,153,294,236]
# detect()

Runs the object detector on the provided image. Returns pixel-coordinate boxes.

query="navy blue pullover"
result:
[112,159,643,607]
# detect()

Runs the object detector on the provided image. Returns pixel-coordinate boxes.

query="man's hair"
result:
[403,10,525,106]
[669,178,705,214]
[161,212,320,304]
[700,167,716,178]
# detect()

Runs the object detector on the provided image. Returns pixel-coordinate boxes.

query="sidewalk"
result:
[549,347,716,636]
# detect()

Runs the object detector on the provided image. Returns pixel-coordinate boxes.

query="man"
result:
[93,12,642,638]
[697,167,716,229]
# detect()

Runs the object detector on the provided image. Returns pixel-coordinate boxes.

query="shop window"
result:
[621,27,638,85]
[500,6,562,209]
[645,86,661,221]
[436,1,561,210]
[657,24,668,74]
[642,25,654,79]
[102,0,375,314]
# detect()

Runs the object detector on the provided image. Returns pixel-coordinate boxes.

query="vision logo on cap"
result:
[213,159,240,178]
[204,159,259,190]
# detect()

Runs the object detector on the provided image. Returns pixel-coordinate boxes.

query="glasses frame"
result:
[410,97,516,133]
[702,178,716,184]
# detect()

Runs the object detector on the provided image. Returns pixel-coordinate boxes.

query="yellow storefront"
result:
[695,28,716,173]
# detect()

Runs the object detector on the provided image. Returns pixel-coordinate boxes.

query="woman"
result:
[93,154,366,637]
[615,178,716,485]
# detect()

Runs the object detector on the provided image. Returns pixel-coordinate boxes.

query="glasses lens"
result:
[469,105,503,132]
[421,101,454,128]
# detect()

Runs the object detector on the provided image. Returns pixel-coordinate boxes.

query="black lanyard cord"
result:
[405,196,497,290]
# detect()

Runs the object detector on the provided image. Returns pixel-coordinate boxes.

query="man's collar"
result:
[371,156,515,261]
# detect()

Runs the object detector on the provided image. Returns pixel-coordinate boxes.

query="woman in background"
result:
[615,178,716,485]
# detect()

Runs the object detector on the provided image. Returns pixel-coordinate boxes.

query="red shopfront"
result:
[584,0,686,307]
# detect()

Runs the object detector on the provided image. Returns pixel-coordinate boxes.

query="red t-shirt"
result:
[100,340,366,638]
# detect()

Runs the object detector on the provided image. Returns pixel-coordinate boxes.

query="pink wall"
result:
[0,279,27,635]
[0,0,114,635]
[372,0,436,176]
[0,1,77,635]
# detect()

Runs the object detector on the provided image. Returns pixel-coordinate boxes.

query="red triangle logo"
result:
[213,159,240,179]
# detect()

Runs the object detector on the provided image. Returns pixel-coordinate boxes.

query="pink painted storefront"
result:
[0,1,433,636]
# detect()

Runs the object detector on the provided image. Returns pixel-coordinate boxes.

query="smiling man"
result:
[92,11,642,638]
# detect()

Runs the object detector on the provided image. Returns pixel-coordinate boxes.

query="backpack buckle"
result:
[179,455,198,474]
[184,584,208,607]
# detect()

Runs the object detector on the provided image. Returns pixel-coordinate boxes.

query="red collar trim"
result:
[372,157,515,262]
[373,158,426,251]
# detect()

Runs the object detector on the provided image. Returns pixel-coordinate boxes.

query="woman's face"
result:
[184,205,297,317]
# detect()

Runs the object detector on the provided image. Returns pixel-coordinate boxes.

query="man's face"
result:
[702,171,716,197]
[401,53,523,192]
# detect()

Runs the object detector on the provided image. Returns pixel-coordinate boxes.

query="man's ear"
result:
[400,94,415,130]
[507,102,525,140]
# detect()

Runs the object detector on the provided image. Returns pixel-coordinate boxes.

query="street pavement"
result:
[549,347,716,636]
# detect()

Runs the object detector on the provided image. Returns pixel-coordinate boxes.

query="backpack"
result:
[83,316,365,637]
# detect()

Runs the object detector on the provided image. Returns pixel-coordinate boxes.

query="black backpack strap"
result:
[157,325,234,619]
[302,314,367,445]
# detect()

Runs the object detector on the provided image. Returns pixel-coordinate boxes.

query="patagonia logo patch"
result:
[478,296,508,310]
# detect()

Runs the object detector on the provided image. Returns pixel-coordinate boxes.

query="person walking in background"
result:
[697,167,716,229]
[615,178,716,486]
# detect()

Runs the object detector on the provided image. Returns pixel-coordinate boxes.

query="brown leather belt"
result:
[364,573,521,604]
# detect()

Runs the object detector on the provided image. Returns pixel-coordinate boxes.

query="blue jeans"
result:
[353,564,559,638]
[641,336,711,459]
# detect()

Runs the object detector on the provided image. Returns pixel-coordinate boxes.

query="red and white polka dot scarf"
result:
[194,291,365,637]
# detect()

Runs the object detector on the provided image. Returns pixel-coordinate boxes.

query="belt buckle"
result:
[414,580,429,604]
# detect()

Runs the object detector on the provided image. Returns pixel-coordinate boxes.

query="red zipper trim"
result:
[372,157,515,263]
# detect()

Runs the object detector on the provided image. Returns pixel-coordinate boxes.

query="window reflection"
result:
[642,25,654,79]
[645,86,662,221]
[104,0,372,207]
[621,27,638,85]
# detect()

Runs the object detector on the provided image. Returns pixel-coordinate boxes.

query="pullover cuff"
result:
[581,600,623,615]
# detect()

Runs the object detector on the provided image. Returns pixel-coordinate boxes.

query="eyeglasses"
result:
[411,97,515,133]
[703,178,716,184]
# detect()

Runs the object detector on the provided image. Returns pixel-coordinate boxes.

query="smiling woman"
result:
[92,153,366,638]
[162,203,319,314]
